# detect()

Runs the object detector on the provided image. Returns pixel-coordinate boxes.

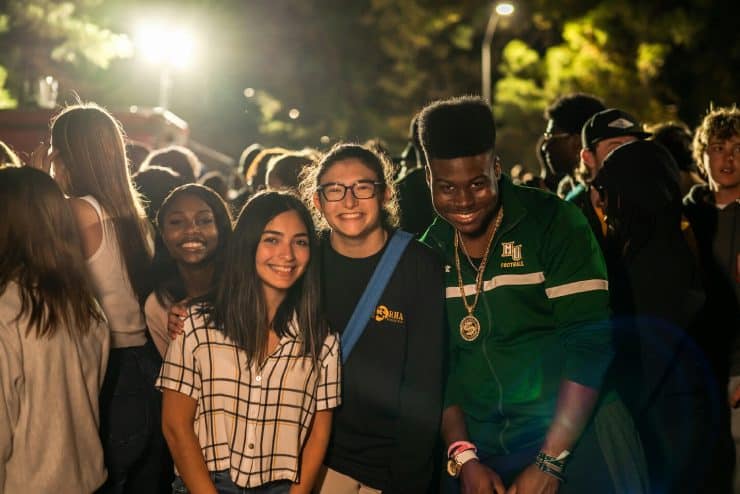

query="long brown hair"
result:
[205,191,330,367]
[51,102,152,301]
[0,167,104,337]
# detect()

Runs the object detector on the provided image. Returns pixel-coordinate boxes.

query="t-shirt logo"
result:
[375,304,405,324]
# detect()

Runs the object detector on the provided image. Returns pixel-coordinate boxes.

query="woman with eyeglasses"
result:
[299,143,446,494]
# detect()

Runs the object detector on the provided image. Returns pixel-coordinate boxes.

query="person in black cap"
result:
[580,108,652,181]
[541,93,605,196]
[593,139,729,494]
[566,108,651,248]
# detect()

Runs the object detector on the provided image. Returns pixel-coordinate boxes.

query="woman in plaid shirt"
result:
[157,191,341,494]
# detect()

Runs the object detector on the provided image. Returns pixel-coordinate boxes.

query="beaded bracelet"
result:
[534,450,570,483]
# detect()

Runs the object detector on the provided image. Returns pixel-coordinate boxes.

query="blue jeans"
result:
[97,339,169,494]
[172,471,291,494]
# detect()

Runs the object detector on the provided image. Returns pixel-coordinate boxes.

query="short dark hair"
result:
[647,121,696,173]
[141,145,202,183]
[418,95,496,162]
[267,153,312,190]
[132,165,187,222]
[544,93,605,134]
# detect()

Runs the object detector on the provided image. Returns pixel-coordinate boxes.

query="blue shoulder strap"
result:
[340,230,414,363]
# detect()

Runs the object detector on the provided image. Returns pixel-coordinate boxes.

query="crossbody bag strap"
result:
[340,230,414,363]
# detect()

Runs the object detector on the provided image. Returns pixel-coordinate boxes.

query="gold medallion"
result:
[453,207,503,345]
[459,315,481,341]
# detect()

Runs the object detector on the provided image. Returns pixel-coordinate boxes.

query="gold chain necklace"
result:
[453,207,504,341]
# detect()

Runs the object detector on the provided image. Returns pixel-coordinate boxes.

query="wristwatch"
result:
[446,449,478,478]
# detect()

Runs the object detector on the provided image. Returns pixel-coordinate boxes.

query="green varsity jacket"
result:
[421,174,613,455]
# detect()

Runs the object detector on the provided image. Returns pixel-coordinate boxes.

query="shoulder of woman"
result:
[68,197,100,225]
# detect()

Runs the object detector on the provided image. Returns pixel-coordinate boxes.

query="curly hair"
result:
[693,105,740,177]
[299,143,400,231]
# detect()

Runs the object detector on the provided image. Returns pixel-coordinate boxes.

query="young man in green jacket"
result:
[418,96,646,494]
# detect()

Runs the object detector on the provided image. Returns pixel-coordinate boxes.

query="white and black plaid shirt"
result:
[156,305,341,488]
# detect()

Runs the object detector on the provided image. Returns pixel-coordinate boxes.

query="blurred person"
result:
[266,153,312,191]
[683,105,740,493]
[0,140,22,167]
[238,143,264,186]
[395,114,436,237]
[126,140,152,175]
[133,165,187,223]
[541,93,605,197]
[298,147,321,165]
[245,147,291,192]
[594,140,729,493]
[141,145,203,183]
[0,166,109,493]
[231,143,264,213]
[648,121,705,197]
[157,191,339,494]
[29,102,164,494]
[301,143,445,493]
[567,108,652,247]
[418,96,646,494]
[146,184,233,357]
[198,170,230,201]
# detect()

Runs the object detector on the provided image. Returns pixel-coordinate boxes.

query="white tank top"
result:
[80,195,147,348]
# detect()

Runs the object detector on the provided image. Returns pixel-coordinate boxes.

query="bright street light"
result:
[495,3,515,16]
[135,23,195,110]
[482,2,515,105]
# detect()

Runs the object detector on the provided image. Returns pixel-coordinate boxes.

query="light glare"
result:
[288,108,300,119]
[495,3,515,16]
[136,23,195,68]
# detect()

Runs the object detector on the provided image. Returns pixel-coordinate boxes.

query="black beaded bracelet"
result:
[534,451,569,482]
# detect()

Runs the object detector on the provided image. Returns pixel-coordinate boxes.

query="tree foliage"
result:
[0,0,737,167]
[0,0,132,108]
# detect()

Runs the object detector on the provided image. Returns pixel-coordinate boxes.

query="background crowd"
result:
[0,93,738,494]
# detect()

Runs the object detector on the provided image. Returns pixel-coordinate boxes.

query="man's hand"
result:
[167,302,188,339]
[505,464,560,494]
[459,460,506,494]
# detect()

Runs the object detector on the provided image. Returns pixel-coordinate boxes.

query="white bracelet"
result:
[454,449,479,466]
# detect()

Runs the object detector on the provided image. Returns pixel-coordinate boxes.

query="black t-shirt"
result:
[320,232,446,493]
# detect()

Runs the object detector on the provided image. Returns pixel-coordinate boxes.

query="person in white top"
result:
[30,103,165,494]
[146,183,233,357]
[0,166,110,493]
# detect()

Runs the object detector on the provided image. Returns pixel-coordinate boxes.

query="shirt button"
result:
[248,443,254,449]
[255,375,262,382]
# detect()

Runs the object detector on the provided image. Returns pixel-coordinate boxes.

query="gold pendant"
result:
[459,315,481,341]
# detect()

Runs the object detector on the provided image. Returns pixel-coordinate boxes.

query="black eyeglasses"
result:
[317,180,385,202]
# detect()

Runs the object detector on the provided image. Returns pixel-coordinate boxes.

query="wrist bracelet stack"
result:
[446,441,479,478]
[534,450,570,482]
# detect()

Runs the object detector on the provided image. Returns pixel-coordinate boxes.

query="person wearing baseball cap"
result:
[580,108,652,180]
[565,108,651,248]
